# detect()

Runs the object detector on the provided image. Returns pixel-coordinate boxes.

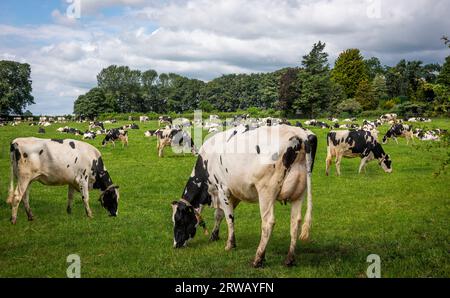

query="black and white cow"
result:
[158,116,173,127]
[171,125,317,267]
[326,130,392,176]
[156,127,196,157]
[102,129,128,147]
[382,124,415,144]
[6,137,119,224]
[89,121,105,130]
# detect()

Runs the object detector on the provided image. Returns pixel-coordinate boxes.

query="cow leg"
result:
[67,185,75,214]
[325,154,333,176]
[210,208,224,242]
[253,196,276,268]
[79,182,93,218]
[335,153,343,176]
[285,195,304,266]
[394,137,398,144]
[10,180,31,224]
[22,185,33,221]
[358,157,369,174]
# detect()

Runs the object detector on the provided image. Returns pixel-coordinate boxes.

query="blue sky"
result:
[1,0,449,115]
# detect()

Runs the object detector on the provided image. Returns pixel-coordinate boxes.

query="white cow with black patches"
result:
[326,130,392,176]
[7,137,119,224]
[171,125,317,268]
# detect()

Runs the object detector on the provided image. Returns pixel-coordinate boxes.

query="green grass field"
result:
[0,119,449,278]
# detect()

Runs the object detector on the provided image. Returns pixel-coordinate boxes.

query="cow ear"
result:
[385,154,390,159]
[171,201,178,206]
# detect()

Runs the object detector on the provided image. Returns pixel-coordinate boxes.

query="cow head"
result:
[171,200,198,248]
[99,185,120,216]
[379,154,392,173]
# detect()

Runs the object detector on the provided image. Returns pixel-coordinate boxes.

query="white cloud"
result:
[1,0,449,115]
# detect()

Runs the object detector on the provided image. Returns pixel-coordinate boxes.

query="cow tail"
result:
[300,134,317,241]
[7,143,18,204]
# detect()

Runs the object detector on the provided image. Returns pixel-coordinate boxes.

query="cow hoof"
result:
[27,215,34,221]
[10,216,17,225]
[225,242,236,251]
[209,231,220,242]
[284,257,295,267]
[252,259,265,268]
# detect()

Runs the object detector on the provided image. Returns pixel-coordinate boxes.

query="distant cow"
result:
[102,129,128,147]
[156,127,196,157]
[7,138,119,224]
[382,124,414,144]
[139,116,149,122]
[83,131,96,140]
[38,127,45,134]
[159,116,172,127]
[144,129,159,137]
[171,125,317,267]
[380,113,397,123]
[326,130,392,176]
[89,121,105,130]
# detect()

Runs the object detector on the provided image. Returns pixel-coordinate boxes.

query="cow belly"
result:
[279,165,307,201]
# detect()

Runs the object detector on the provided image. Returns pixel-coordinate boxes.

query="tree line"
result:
[74,41,449,118]
[0,40,448,118]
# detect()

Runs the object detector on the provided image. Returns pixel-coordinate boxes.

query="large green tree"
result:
[0,60,34,115]
[73,87,115,119]
[437,56,450,86]
[294,41,334,117]
[355,79,377,110]
[331,48,368,98]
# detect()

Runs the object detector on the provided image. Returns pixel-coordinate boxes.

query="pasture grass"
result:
[0,118,449,277]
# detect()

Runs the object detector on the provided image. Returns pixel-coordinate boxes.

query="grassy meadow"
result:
[0,118,449,277]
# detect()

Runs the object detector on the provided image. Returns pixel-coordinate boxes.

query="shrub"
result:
[336,98,362,116]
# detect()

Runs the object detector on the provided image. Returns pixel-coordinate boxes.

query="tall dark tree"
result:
[364,57,385,80]
[294,41,334,117]
[74,87,115,119]
[277,68,300,115]
[437,56,450,86]
[0,60,34,115]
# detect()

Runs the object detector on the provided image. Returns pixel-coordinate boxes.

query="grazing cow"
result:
[89,121,105,130]
[122,123,139,130]
[83,131,96,140]
[144,129,159,137]
[171,125,317,267]
[139,116,149,122]
[326,130,392,176]
[380,113,397,123]
[159,116,173,127]
[156,127,196,157]
[6,138,119,224]
[382,124,415,144]
[102,129,128,147]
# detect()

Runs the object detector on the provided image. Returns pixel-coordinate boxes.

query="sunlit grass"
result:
[0,118,448,277]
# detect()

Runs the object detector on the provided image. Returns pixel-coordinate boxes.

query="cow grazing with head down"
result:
[171,125,317,267]
[156,127,196,157]
[326,130,392,176]
[6,137,120,224]
[382,124,415,145]
[102,129,128,147]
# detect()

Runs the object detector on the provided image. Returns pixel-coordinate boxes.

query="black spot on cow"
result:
[69,141,75,149]
[39,149,44,155]
[10,143,21,162]
[282,137,302,169]
[67,164,70,168]
[220,155,222,165]
[227,130,238,142]
[51,139,64,144]
[225,168,228,173]
[229,214,234,223]
[181,155,212,208]
[83,169,86,175]
[23,153,28,158]
[74,157,78,163]
[305,134,318,172]
[242,125,250,133]
[256,145,261,154]
[214,175,219,184]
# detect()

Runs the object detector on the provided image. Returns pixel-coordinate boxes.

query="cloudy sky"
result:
[1,0,449,115]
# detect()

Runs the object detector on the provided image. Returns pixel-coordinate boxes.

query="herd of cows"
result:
[2,113,448,267]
